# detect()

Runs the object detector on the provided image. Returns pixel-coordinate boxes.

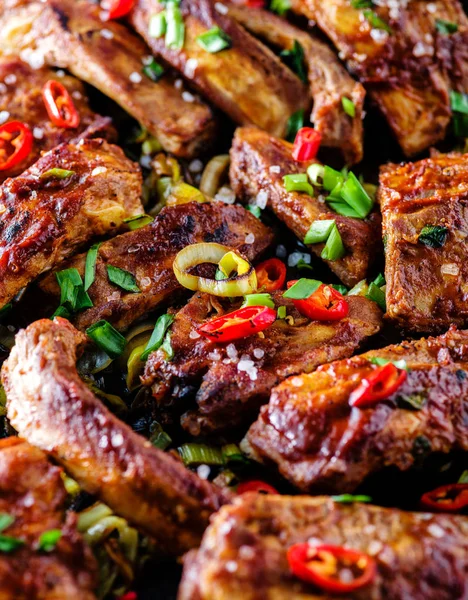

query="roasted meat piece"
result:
[0,437,97,600]
[38,202,273,331]
[246,327,468,493]
[180,493,468,600]
[230,127,381,287]
[0,0,215,157]
[290,0,468,156]
[130,0,309,138]
[225,3,365,165]
[143,292,382,437]
[0,57,113,183]
[2,318,231,556]
[380,152,468,333]
[0,138,143,309]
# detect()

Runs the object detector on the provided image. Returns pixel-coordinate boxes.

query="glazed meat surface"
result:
[380,152,468,333]
[1,318,231,556]
[38,202,273,331]
[247,327,468,493]
[230,127,381,287]
[143,293,382,437]
[290,0,468,156]
[130,0,309,138]
[0,57,113,183]
[225,3,365,164]
[0,0,216,157]
[0,437,97,600]
[180,494,468,600]
[0,138,143,309]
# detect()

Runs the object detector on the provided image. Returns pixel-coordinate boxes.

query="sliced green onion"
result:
[51,305,71,319]
[347,279,369,297]
[453,113,468,137]
[196,26,231,53]
[285,109,304,142]
[435,19,458,34]
[241,293,275,309]
[0,514,14,533]
[40,168,75,180]
[363,9,392,32]
[342,97,356,117]
[326,181,344,202]
[165,1,185,49]
[368,356,408,371]
[0,534,24,553]
[140,314,174,361]
[178,443,224,466]
[143,58,165,82]
[418,225,449,248]
[321,223,345,261]
[38,529,62,552]
[124,214,154,230]
[458,470,468,483]
[149,11,167,37]
[297,259,314,271]
[142,137,162,155]
[327,201,361,218]
[350,0,373,7]
[323,166,344,192]
[372,273,385,287]
[331,284,348,295]
[340,172,373,218]
[450,90,468,114]
[160,331,173,360]
[283,278,322,300]
[366,282,386,311]
[307,163,324,187]
[304,219,335,245]
[222,444,248,465]
[56,268,93,313]
[0,304,12,322]
[270,0,291,15]
[283,173,314,195]
[277,305,287,319]
[398,393,426,410]
[84,243,101,292]
[86,320,126,359]
[149,421,172,450]
[246,205,262,218]
[280,41,307,83]
[107,265,140,293]
[331,494,372,503]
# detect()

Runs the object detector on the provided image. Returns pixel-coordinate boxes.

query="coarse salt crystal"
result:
[441,263,459,276]
[197,464,211,480]
[368,540,383,555]
[427,2,436,12]
[129,71,142,83]
[288,251,311,267]
[214,186,236,204]
[142,55,153,66]
[413,42,431,57]
[225,561,238,573]
[0,111,10,125]
[182,91,195,103]
[101,28,114,39]
[185,58,199,78]
[92,166,107,176]
[0,84,6,94]
[226,344,238,359]
[291,377,303,387]
[370,29,388,43]
[208,350,221,361]
[269,165,281,174]
[98,435,109,449]
[255,190,268,209]
[33,127,44,140]
[245,233,255,244]
[174,79,183,90]
[55,69,65,77]
[189,330,201,340]
[427,523,445,538]
[276,244,287,258]
[140,155,152,169]
[72,90,82,100]
[140,277,151,287]
[189,159,203,173]
[215,2,228,14]
[111,432,124,447]
[253,348,265,359]
[4,74,16,85]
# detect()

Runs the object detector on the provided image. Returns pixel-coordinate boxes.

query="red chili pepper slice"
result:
[292,127,322,162]
[287,543,376,594]
[349,363,407,408]
[0,121,33,171]
[287,281,349,321]
[256,258,287,292]
[420,483,468,513]
[118,593,137,600]
[42,80,80,129]
[237,480,279,495]
[231,0,266,6]
[197,305,276,343]
[105,0,135,19]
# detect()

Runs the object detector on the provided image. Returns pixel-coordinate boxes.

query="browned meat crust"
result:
[290,0,468,156]
[0,437,97,600]
[247,327,468,493]
[1,318,231,556]
[143,292,382,437]
[380,152,468,333]
[0,57,114,183]
[230,127,381,287]
[179,494,468,600]
[225,3,365,165]
[0,138,143,309]
[38,202,273,331]
[130,0,310,138]
[0,0,216,157]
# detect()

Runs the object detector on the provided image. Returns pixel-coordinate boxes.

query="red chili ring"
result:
[197,305,277,343]
[237,480,279,495]
[256,258,287,292]
[420,483,468,513]
[42,80,80,129]
[0,121,33,172]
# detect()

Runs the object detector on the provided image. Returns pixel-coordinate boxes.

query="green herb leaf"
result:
[0,514,14,533]
[56,268,93,313]
[86,320,126,359]
[270,0,291,15]
[197,26,232,53]
[40,168,75,180]
[38,529,62,552]
[124,214,154,231]
[242,293,275,309]
[283,278,322,300]
[160,331,173,360]
[450,90,468,114]
[435,19,458,34]
[107,265,140,293]
[342,96,356,117]
[0,534,24,553]
[84,243,101,292]
[363,9,392,32]
[304,219,335,245]
[143,58,165,82]
[332,494,372,503]
[281,41,307,83]
[296,258,314,271]
[285,109,304,142]
[283,173,314,195]
[418,225,449,248]
[366,282,386,311]
[149,11,167,37]
[140,314,174,361]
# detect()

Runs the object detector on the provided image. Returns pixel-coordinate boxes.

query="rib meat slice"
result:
[247,327,468,493]
[180,494,468,600]
[0,138,143,309]
[230,127,381,287]
[0,0,216,157]
[143,292,382,436]
[130,0,309,138]
[0,437,97,600]
[38,202,273,331]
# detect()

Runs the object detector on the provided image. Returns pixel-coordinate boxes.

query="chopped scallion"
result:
[321,223,345,261]
[342,97,356,117]
[458,470,468,483]
[398,393,426,410]
[350,0,373,7]
[285,109,304,142]
[280,41,307,83]
[40,168,75,180]
[124,214,154,230]
[435,19,458,34]
[196,26,232,53]
[366,282,386,311]
[86,320,126,359]
[283,278,322,300]
[277,305,287,319]
[296,258,314,271]
[368,357,408,371]
[418,225,449,248]
[149,11,167,37]
[84,243,101,292]
[107,265,140,293]
[372,272,385,287]
[340,172,373,218]
[165,2,185,49]
[450,90,468,114]
[327,201,361,218]
[363,9,392,32]
[178,443,224,466]
[331,284,348,295]
[0,534,24,553]
[140,314,174,361]
[307,163,324,187]
[0,514,14,533]
[241,293,275,309]
[246,205,262,218]
[160,331,173,360]
[51,305,70,319]
[222,444,248,465]
[283,173,314,195]
[331,494,372,503]
[304,219,335,245]
[323,166,344,192]
[149,421,172,450]
[270,0,291,15]
[143,58,165,82]
[38,529,62,552]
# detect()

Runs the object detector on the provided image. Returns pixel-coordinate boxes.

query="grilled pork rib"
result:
[247,327,468,493]
[38,202,273,331]
[143,292,382,437]
[130,0,309,138]
[0,138,143,309]
[0,0,216,157]
[180,494,468,600]
[230,127,381,287]
[0,437,97,600]
[2,318,231,556]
